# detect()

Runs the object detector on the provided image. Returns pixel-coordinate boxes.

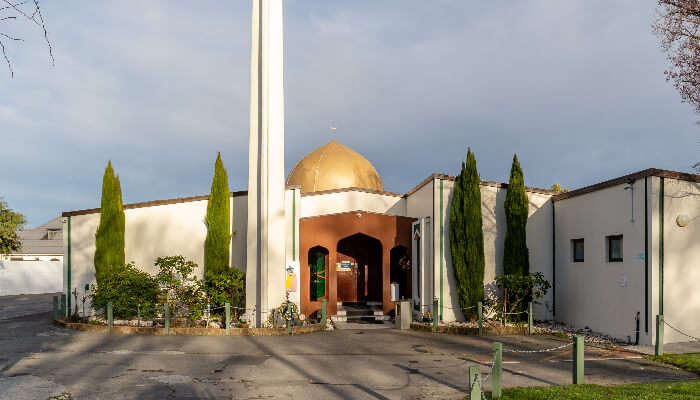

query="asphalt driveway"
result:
[0,296,695,399]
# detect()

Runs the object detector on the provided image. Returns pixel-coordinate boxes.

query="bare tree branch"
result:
[0,0,52,77]
[653,1,700,171]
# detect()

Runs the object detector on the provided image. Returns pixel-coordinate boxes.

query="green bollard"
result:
[528,302,533,336]
[53,296,58,321]
[478,301,483,336]
[225,303,231,335]
[164,303,170,335]
[60,294,66,317]
[492,342,502,398]
[107,302,113,333]
[656,314,664,356]
[468,365,481,400]
[432,298,439,333]
[321,299,327,326]
[573,336,584,384]
[287,319,292,336]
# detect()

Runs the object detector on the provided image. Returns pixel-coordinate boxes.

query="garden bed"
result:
[410,322,528,335]
[55,319,327,336]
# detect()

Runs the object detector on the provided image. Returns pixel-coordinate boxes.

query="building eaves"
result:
[405,173,558,197]
[552,168,700,202]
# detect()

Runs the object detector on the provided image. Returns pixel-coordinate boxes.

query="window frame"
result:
[572,238,584,262]
[607,235,623,262]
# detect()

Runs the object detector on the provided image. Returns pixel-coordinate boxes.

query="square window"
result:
[572,239,584,262]
[608,235,623,262]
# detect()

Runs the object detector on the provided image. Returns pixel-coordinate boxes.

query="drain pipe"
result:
[635,311,640,345]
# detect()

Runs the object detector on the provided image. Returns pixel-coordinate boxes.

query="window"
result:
[607,235,623,262]
[572,239,584,262]
[47,229,60,240]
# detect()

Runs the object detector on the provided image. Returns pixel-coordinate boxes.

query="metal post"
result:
[468,365,481,400]
[321,299,327,326]
[656,314,664,356]
[107,302,113,333]
[528,302,533,336]
[492,342,502,398]
[478,301,483,336]
[573,336,584,384]
[225,303,231,335]
[53,296,58,321]
[433,298,439,333]
[164,303,170,335]
[60,294,66,317]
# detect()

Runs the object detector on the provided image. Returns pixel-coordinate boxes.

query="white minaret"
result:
[246,0,287,327]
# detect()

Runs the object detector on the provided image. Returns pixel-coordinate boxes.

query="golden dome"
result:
[287,140,384,194]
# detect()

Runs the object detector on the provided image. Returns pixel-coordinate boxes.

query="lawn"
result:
[477,353,700,399]
[645,353,700,376]
[482,380,700,399]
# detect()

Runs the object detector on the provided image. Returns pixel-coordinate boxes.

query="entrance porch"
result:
[299,211,415,318]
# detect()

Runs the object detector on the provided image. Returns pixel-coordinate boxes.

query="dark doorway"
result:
[390,245,411,300]
[336,233,382,303]
[308,246,328,301]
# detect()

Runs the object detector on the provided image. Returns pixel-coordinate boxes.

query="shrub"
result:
[493,272,551,323]
[205,268,246,319]
[90,263,160,319]
[154,255,206,320]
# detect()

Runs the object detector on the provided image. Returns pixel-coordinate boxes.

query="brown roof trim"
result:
[300,209,417,221]
[300,187,404,198]
[62,190,248,217]
[553,168,700,202]
[405,173,557,197]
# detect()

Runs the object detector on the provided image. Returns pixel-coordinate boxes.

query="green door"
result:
[310,249,326,301]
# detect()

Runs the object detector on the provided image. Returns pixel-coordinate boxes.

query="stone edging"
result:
[54,319,325,336]
[410,322,528,336]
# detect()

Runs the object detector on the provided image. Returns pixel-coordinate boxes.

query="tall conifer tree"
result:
[449,148,485,319]
[204,153,231,278]
[503,154,529,276]
[94,162,125,286]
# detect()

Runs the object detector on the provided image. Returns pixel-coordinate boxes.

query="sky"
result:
[1,1,698,227]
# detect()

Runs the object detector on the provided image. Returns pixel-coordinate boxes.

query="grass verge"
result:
[644,353,700,376]
[481,380,700,399]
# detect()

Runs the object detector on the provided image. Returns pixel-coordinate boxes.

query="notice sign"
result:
[286,260,299,292]
[336,260,355,272]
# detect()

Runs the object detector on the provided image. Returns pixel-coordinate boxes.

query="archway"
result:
[390,245,411,300]
[336,233,382,303]
[308,246,328,301]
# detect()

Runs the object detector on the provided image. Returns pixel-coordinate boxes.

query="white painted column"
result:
[246,0,287,328]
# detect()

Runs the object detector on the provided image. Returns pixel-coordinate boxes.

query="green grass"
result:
[644,353,700,376]
[480,380,700,399]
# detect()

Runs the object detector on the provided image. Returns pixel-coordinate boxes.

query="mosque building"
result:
[61,0,699,346]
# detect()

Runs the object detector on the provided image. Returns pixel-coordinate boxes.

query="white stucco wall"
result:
[431,177,553,323]
[300,190,406,218]
[64,194,246,312]
[0,261,62,296]
[555,180,649,344]
[656,177,700,344]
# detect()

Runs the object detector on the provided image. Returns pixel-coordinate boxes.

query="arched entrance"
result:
[308,246,328,301]
[336,233,382,304]
[390,245,411,300]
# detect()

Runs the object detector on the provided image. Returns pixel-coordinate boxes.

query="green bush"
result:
[493,272,550,323]
[154,255,207,320]
[90,263,160,319]
[205,268,246,319]
[94,162,125,286]
[204,153,231,279]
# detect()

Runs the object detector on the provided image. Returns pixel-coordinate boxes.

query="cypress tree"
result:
[503,154,529,276]
[204,153,231,279]
[449,148,485,319]
[94,162,126,286]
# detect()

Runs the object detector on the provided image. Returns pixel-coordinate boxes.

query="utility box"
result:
[390,283,399,301]
[394,300,412,330]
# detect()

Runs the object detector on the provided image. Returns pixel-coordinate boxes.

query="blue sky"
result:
[1,1,697,226]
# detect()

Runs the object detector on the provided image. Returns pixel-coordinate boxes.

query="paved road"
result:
[0,299,696,399]
[0,293,60,321]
